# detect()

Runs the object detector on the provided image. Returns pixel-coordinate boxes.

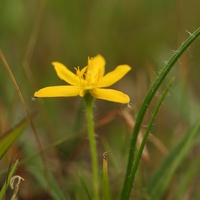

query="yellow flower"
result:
[34,54,131,103]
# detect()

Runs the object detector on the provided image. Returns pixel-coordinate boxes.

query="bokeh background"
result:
[1,0,200,199]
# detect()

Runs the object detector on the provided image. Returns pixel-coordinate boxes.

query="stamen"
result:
[74,66,83,86]
[94,68,103,84]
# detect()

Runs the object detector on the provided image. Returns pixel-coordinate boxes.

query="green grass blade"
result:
[124,78,175,197]
[0,160,19,199]
[79,176,92,200]
[120,27,200,200]
[0,113,36,159]
[176,154,200,199]
[27,157,67,200]
[146,119,200,199]
[22,136,69,200]
[103,153,111,200]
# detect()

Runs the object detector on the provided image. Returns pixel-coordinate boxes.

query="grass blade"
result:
[103,152,111,200]
[120,27,200,200]
[79,176,92,200]
[0,50,48,181]
[26,155,67,200]
[125,77,175,197]
[0,112,36,159]
[0,160,19,199]
[176,154,200,199]
[146,119,200,199]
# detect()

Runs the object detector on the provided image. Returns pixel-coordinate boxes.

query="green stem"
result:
[120,27,200,200]
[0,160,19,199]
[126,78,175,198]
[84,93,99,200]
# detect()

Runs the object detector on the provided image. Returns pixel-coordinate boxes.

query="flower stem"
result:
[84,93,99,200]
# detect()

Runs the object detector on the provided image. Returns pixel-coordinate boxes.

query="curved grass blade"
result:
[146,119,200,199]
[0,160,19,199]
[120,27,200,200]
[124,77,175,198]
[79,176,92,200]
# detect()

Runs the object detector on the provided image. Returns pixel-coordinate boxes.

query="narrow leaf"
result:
[79,176,92,200]
[0,111,37,159]
[146,119,200,199]
[0,160,19,199]
[120,27,200,200]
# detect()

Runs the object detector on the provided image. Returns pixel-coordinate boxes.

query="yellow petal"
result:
[34,86,80,97]
[97,65,131,87]
[91,88,130,103]
[86,54,105,83]
[52,62,80,86]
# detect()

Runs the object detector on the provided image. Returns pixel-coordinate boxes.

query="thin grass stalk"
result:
[0,51,49,186]
[120,27,200,200]
[0,160,19,199]
[124,77,175,198]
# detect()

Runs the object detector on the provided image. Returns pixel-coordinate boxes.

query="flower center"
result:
[75,66,102,90]
[74,66,86,85]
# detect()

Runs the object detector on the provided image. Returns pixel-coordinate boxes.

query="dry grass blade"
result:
[22,0,46,89]
[0,50,49,184]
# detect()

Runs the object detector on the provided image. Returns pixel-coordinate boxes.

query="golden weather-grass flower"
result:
[34,54,131,103]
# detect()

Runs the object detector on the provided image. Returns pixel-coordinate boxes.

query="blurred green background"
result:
[1,0,200,199]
